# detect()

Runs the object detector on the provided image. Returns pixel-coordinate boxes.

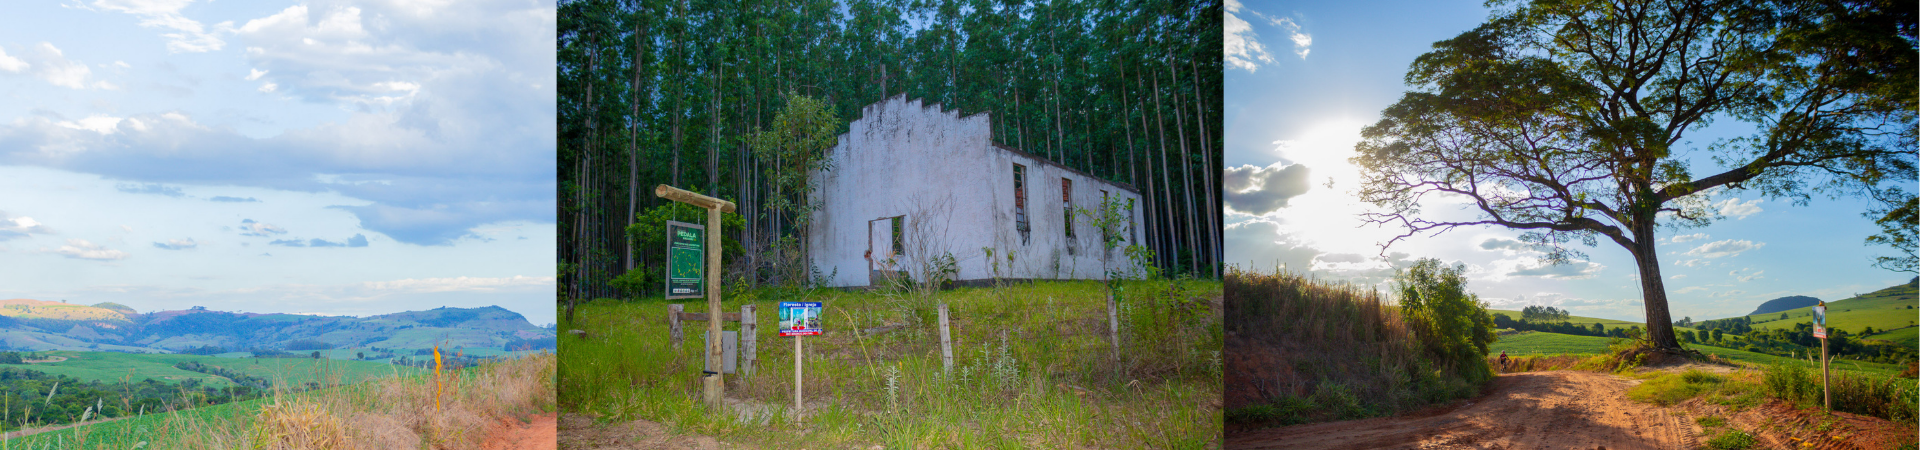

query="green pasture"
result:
[13,351,418,388]
[1490,331,1906,377]
[560,279,1223,449]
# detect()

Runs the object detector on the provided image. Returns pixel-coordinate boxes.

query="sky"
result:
[0,0,557,326]
[1223,0,1913,324]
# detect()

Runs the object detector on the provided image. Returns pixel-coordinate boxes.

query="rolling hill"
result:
[1728,279,1917,337]
[1748,295,1821,316]
[0,302,555,357]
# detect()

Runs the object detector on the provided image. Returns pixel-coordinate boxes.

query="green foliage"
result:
[1394,259,1496,384]
[1705,429,1757,450]
[1627,370,1724,406]
[1519,305,1570,322]
[1867,196,1917,273]
[616,202,745,299]
[741,91,843,231]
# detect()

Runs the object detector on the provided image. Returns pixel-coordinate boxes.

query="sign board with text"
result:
[1812,303,1827,339]
[779,301,822,336]
[665,221,704,299]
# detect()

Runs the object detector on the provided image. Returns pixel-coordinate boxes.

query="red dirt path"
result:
[481,412,558,450]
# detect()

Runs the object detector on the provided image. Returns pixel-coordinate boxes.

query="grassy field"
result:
[1740,282,1917,336]
[560,279,1221,449]
[1491,331,1908,376]
[5,352,553,449]
[13,351,419,388]
[1866,326,1919,348]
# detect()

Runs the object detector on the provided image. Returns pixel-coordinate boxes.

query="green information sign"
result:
[666,220,704,299]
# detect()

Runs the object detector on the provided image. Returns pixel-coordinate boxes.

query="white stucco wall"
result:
[807,95,1143,287]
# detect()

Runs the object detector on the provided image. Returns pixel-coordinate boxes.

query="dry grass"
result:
[11,352,556,449]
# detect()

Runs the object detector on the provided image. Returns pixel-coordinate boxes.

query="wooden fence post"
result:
[741,304,757,377]
[938,302,953,373]
[1107,293,1120,362]
[668,304,684,349]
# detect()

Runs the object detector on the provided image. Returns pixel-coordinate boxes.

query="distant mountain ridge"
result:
[0,302,553,354]
[1748,295,1822,316]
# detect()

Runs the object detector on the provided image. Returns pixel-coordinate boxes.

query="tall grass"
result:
[1225,268,1486,427]
[559,280,1221,449]
[5,352,555,449]
[1762,360,1917,422]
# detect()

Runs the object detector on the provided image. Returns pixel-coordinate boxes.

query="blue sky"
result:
[1223,0,1912,323]
[0,0,556,326]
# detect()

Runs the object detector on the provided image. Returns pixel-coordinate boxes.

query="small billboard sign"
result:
[665,221,704,299]
[1812,302,1827,339]
[779,301,822,336]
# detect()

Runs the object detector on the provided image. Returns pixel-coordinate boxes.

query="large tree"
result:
[1353,0,1915,350]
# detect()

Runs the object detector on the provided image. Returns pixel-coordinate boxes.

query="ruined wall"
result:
[808,95,1143,287]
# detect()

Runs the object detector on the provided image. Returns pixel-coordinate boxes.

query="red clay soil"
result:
[481,413,558,450]
[1228,371,1696,450]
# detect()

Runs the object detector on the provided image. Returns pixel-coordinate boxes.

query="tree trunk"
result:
[1152,73,1177,275]
[1190,56,1219,279]
[1630,208,1681,350]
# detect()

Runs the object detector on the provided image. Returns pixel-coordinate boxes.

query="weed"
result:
[1705,429,1757,449]
[1696,415,1726,428]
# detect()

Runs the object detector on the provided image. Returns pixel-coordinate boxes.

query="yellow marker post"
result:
[433,345,443,414]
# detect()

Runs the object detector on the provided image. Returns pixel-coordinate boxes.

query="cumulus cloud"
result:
[0,212,54,241]
[1508,260,1606,279]
[152,238,198,250]
[238,219,286,236]
[52,238,129,260]
[1223,0,1275,72]
[0,2,556,247]
[1224,163,1311,215]
[1480,237,1527,251]
[87,0,230,53]
[1715,198,1763,220]
[1670,233,1708,243]
[0,47,27,73]
[1685,239,1764,259]
[358,275,553,294]
[1271,16,1312,59]
[1676,258,1709,267]
[115,182,185,197]
[22,42,97,89]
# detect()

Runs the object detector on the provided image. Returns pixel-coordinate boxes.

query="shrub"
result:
[1705,429,1757,449]
[1394,258,1496,385]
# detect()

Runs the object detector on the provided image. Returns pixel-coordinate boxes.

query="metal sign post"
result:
[1813,302,1829,411]
[780,301,823,418]
[654,184,736,407]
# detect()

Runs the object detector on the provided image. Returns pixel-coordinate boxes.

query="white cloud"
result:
[1685,239,1764,259]
[1507,260,1606,279]
[246,68,268,80]
[26,42,95,89]
[89,0,228,53]
[1676,258,1709,267]
[0,47,27,73]
[1224,163,1311,214]
[1731,268,1764,282]
[1676,286,1708,294]
[1671,274,1687,279]
[51,238,129,260]
[152,238,198,250]
[1479,237,1527,252]
[0,212,54,240]
[358,275,553,294]
[1223,0,1276,72]
[258,82,276,93]
[237,219,286,237]
[1715,198,1763,219]
[58,116,124,135]
[1271,16,1312,59]
[1708,290,1747,298]
[1671,233,1708,243]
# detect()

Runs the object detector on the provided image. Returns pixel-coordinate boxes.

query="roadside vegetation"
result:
[561,279,1219,448]
[1225,259,1496,429]
[3,351,553,449]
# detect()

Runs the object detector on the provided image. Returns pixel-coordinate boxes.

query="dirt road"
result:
[1227,371,1694,450]
[482,413,559,450]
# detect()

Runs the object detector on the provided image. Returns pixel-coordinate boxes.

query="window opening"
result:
[1013,163,1029,245]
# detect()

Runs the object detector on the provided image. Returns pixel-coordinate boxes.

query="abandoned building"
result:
[807,94,1145,287]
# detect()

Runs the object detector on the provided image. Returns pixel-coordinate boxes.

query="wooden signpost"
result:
[655,184,735,407]
[1813,301,1829,411]
[780,301,822,418]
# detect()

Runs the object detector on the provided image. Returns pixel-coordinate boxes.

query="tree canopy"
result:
[1354,0,1916,350]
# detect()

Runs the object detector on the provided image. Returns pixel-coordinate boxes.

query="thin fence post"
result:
[669,304,684,349]
[939,302,953,373]
[1107,293,1120,362]
[742,304,757,377]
